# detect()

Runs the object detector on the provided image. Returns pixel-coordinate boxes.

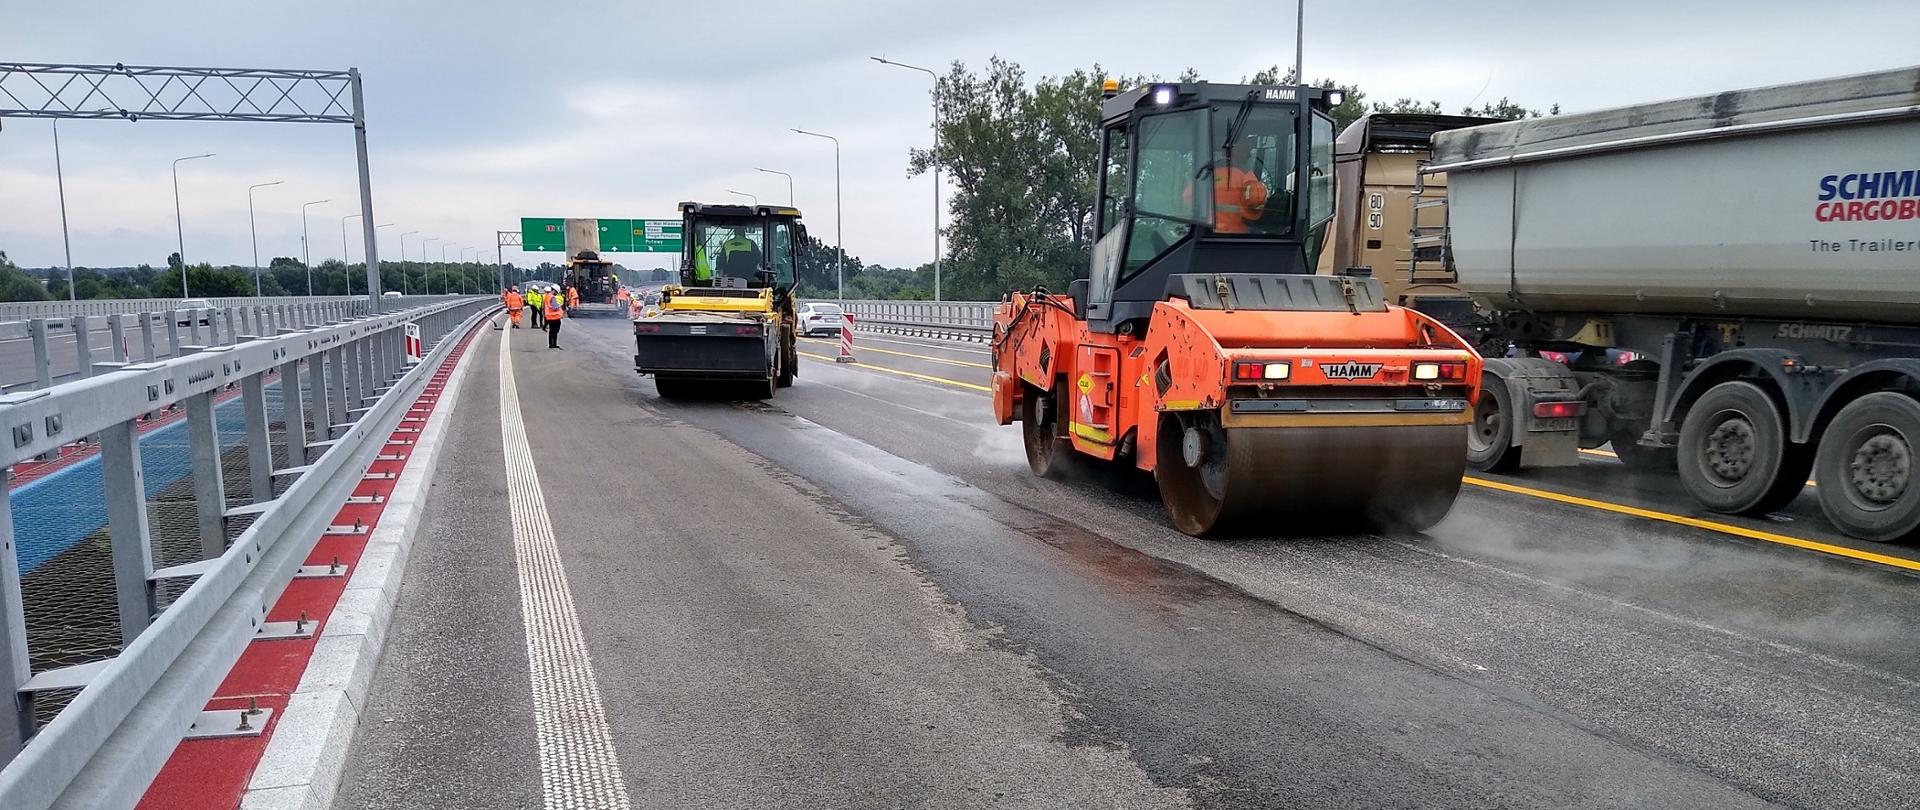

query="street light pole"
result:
[399,231,418,295]
[52,121,74,300]
[341,213,362,294]
[440,244,455,296]
[375,223,395,295]
[755,168,794,205]
[171,152,216,297]
[422,238,438,296]
[301,199,330,295]
[870,56,943,300]
[726,189,759,206]
[793,129,842,303]
[247,180,283,296]
[1294,0,1305,86]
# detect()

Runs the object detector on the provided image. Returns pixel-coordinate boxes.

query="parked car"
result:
[175,299,213,326]
[797,302,846,337]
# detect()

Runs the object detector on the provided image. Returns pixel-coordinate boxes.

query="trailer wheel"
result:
[1813,392,1920,542]
[1677,381,1811,515]
[1466,375,1521,472]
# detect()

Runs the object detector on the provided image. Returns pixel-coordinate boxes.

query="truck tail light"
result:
[1532,400,1584,419]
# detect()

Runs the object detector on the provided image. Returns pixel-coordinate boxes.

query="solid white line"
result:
[498,335,634,810]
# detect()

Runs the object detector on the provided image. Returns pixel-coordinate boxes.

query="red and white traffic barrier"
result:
[836,313,857,363]
[405,322,423,362]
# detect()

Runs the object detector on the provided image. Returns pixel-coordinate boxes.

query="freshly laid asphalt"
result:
[341,317,1920,809]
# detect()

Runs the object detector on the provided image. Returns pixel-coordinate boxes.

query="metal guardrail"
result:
[0,296,495,809]
[821,300,997,343]
[0,296,468,395]
[0,295,368,322]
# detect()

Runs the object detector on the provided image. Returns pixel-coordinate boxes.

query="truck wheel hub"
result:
[1704,418,1756,482]
[1181,426,1208,468]
[1848,433,1911,505]
[1469,397,1503,451]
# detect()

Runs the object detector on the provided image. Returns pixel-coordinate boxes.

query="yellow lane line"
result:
[799,351,992,392]
[1462,476,1916,572]
[809,354,1907,573]
[800,337,991,369]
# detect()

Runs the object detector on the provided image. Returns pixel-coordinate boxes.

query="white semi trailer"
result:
[1423,65,1920,542]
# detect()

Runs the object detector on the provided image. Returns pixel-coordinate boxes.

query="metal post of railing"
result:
[326,345,348,438]
[108,314,128,363]
[100,420,156,646]
[277,346,307,470]
[241,373,273,503]
[140,314,157,362]
[27,320,51,391]
[224,308,239,346]
[305,353,329,447]
[357,336,374,405]
[0,470,28,761]
[165,312,182,360]
[344,340,363,412]
[72,316,94,378]
[187,310,203,347]
[184,392,227,559]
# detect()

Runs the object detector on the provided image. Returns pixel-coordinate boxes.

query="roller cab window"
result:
[691,219,765,288]
[1122,107,1210,273]
[1204,103,1299,237]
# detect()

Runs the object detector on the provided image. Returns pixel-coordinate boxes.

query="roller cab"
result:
[991,80,1484,536]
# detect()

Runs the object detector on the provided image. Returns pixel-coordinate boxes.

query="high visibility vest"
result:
[543,295,565,320]
[693,246,713,282]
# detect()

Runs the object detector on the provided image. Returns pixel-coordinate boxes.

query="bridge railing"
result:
[815,299,997,343]
[0,296,364,323]
[0,296,469,395]
[0,296,495,809]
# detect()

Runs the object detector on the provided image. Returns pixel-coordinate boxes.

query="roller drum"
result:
[1156,415,1467,536]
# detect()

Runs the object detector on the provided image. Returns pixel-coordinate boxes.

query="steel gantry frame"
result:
[0,62,387,313]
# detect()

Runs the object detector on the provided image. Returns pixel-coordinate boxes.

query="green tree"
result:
[0,251,53,302]
[910,58,1134,300]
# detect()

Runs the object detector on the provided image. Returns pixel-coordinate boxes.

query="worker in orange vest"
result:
[503,288,524,328]
[1183,133,1272,234]
[543,289,566,349]
[566,285,580,311]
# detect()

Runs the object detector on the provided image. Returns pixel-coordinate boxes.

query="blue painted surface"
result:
[13,381,291,574]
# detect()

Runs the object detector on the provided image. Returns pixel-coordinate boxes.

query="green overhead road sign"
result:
[635,220,683,252]
[521,218,566,252]
[596,218,633,252]
[518,217,682,253]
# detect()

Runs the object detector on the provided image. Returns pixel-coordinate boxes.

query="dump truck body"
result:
[1420,65,1920,541]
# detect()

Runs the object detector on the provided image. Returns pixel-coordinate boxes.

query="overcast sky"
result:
[3,0,1916,272]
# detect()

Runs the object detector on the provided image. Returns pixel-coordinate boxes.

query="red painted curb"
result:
[134,323,487,810]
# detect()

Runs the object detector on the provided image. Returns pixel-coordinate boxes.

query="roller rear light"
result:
[1233,361,1291,381]
[1411,361,1468,382]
